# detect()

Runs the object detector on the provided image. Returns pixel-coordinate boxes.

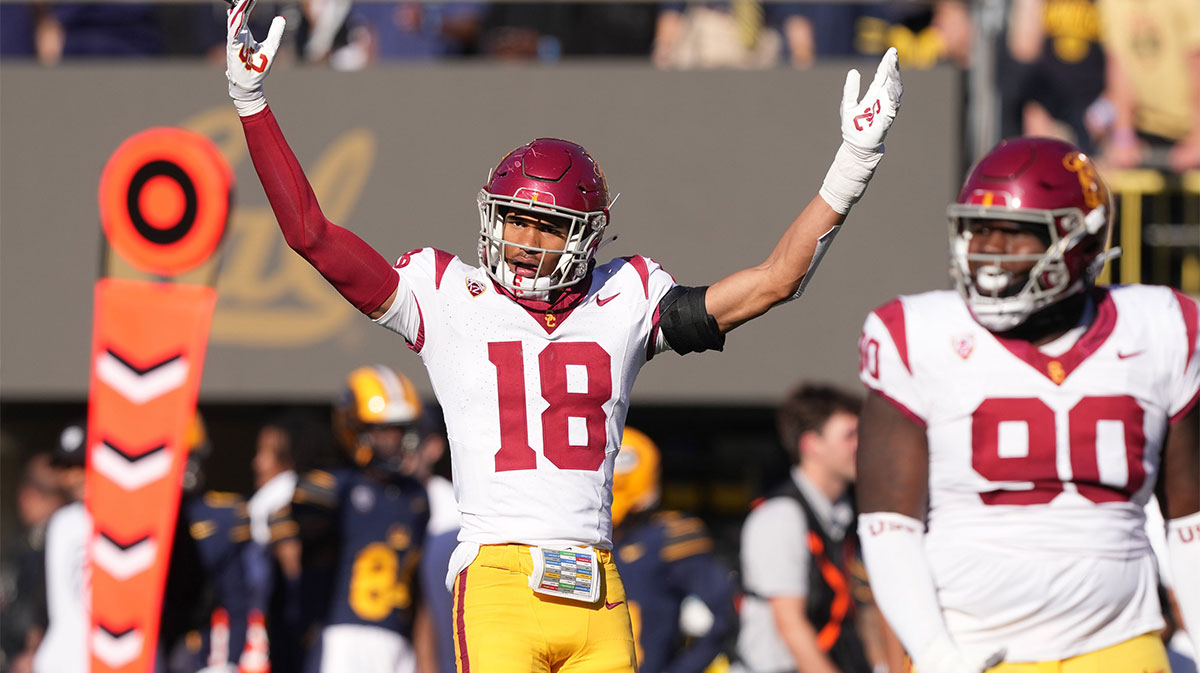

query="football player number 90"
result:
[489,341,612,472]
[971,395,1147,505]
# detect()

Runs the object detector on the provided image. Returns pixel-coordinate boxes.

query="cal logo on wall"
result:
[87,127,231,673]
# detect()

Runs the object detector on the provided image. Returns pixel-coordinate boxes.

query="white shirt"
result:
[248,470,297,546]
[374,250,677,581]
[859,286,1200,661]
[424,474,459,537]
[34,502,91,673]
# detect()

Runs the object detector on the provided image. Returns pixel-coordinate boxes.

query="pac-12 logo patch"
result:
[466,277,486,297]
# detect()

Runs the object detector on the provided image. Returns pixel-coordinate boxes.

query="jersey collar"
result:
[492,273,594,335]
[988,287,1116,385]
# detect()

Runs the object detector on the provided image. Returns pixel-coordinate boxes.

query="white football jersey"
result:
[859,286,1200,661]
[375,249,676,555]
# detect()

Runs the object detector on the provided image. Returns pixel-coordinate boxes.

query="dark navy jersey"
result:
[282,468,429,638]
[614,511,736,673]
[160,491,253,670]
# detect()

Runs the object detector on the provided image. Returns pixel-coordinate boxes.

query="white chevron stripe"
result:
[92,535,156,581]
[92,627,144,668]
[93,442,173,491]
[96,352,188,405]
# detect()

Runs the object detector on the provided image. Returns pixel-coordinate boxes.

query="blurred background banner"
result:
[0,62,960,403]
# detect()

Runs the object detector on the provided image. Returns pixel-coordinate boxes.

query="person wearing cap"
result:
[33,422,92,673]
[3,452,66,673]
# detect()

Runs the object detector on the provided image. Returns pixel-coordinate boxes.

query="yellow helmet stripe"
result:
[350,365,422,425]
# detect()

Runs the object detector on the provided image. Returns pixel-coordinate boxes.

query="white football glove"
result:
[914,634,1005,673]
[225,0,286,117]
[819,47,903,214]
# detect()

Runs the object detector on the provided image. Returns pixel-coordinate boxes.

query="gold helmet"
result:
[611,427,661,527]
[333,365,425,475]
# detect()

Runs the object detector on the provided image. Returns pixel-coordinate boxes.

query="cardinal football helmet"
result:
[948,137,1113,332]
[333,365,425,475]
[478,138,610,294]
[611,427,661,527]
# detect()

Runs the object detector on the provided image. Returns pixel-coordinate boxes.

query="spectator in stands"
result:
[478,3,658,61]
[652,2,969,71]
[1,453,64,673]
[1098,0,1200,172]
[348,2,483,63]
[1002,0,1106,153]
[853,2,971,69]
[0,4,37,57]
[33,2,163,63]
[652,1,787,69]
[737,383,872,673]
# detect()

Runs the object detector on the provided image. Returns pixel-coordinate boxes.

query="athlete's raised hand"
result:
[839,47,902,152]
[819,47,903,215]
[225,0,285,117]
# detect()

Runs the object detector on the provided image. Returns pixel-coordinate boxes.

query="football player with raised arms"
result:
[223,0,902,668]
[855,137,1200,672]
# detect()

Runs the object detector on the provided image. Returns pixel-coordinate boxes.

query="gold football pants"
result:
[452,544,637,673]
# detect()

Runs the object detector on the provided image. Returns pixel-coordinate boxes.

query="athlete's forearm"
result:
[856,512,954,663]
[705,196,843,332]
[241,107,398,314]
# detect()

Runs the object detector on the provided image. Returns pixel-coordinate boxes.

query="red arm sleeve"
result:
[240,107,399,314]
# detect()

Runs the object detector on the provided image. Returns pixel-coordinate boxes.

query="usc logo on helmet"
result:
[1062,152,1106,210]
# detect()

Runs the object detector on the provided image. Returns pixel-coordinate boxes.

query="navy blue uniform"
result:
[277,467,429,667]
[160,491,253,672]
[614,511,736,673]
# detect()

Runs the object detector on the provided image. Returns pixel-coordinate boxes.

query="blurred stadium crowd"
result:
[2,0,1198,173]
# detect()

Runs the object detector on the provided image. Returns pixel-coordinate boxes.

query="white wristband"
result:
[229,82,267,117]
[819,141,883,215]
[1167,511,1200,655]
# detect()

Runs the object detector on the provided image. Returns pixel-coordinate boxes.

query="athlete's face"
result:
[502,210,571,280]
[965,218,1050,281]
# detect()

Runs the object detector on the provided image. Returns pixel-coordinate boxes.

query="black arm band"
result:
[658,285,725,355]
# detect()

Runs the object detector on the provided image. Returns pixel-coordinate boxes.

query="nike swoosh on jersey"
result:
[604,600,624,610]
[596,293,620,306]
[1117,350,1144,359]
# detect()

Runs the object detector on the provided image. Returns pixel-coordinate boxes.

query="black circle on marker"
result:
[126,160,198,245]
